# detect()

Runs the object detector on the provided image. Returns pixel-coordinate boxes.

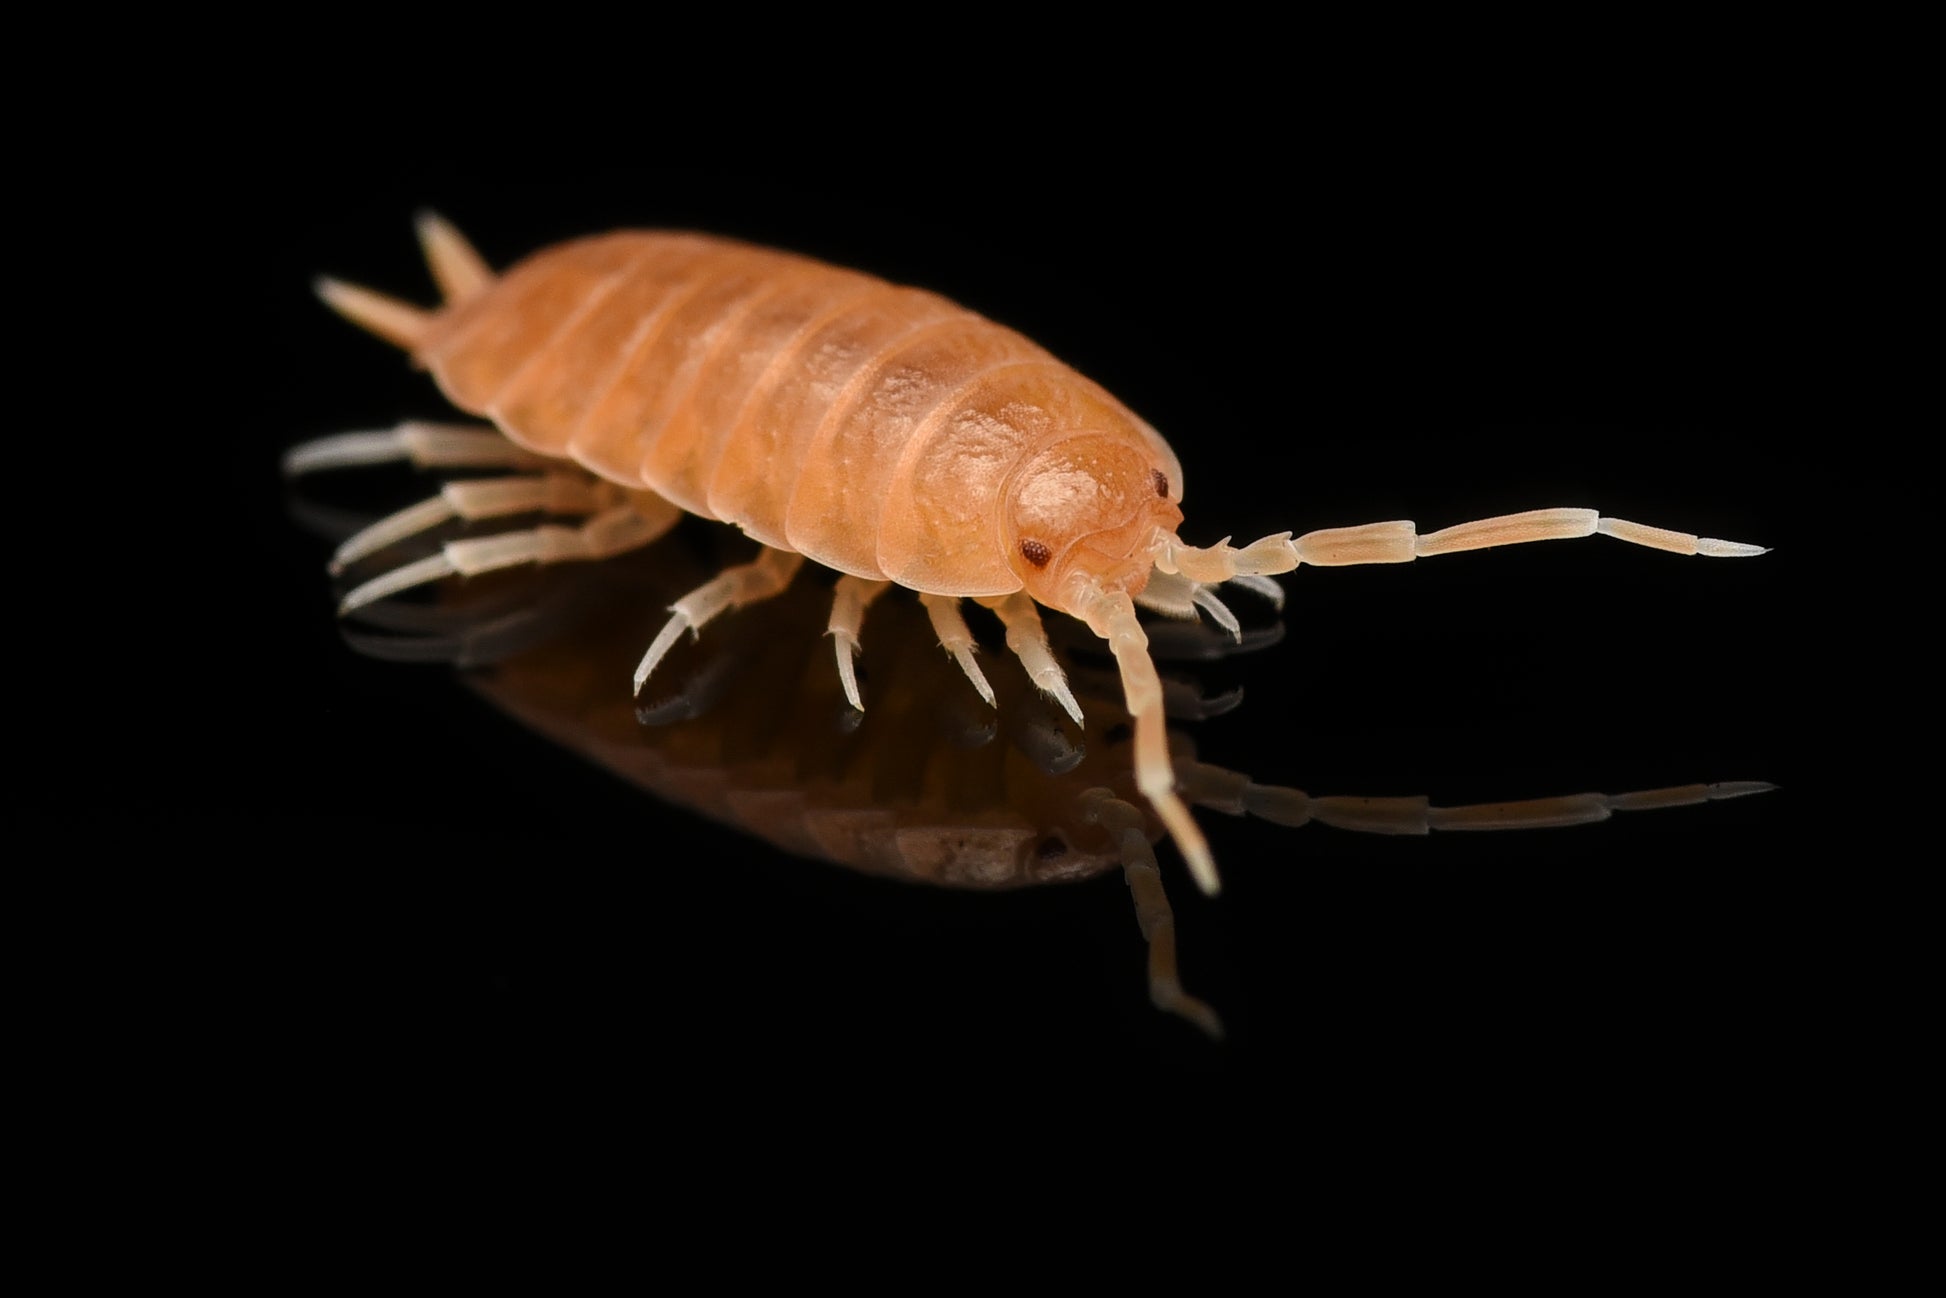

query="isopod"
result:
[287,214,1768,897]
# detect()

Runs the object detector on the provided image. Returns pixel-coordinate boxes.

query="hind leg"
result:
[339,492,683,614]
[330,472,619,573]
[282,421,545,477]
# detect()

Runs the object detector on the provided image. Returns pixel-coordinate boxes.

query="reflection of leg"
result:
[920,593,995,709]
[1178,760,1776,833]
[632,547,807,695]
[826,576,892,711]
[1126,859,1223,1039]
[339,500,679,615]
[282,421,544,477]
[331,473,614,573]
[1081,789,1222,1039]
[979,592,1083,725]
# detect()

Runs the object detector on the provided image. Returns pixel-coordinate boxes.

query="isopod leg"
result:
[339,496,681,615]
[282,422,546,477]
[1134,570,1242,642]
[633,547,807,695]
[1077,590,1220,896]
[331,473,615,574]
[1133,569,1201,620]
[1160,507,1768,583]
[919,594,996,710]
[977,592,1083,725]
[1225,572,1285,609]
[826,576,891,711]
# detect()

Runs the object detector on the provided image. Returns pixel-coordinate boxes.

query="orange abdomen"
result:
[414,231,1150,596]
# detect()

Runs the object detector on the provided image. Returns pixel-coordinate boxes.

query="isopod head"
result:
[1004,435,1184,615]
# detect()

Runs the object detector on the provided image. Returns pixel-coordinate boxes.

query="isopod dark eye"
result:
[1152,469,1169,498]
[1019,538,1052,568]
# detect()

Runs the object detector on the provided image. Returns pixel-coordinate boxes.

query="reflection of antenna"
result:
[288,476,1774,1039]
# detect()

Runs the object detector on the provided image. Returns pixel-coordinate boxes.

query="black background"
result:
[172,93,1837,1164]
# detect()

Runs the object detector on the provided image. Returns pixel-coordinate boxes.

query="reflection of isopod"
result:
[288,214,1768,897]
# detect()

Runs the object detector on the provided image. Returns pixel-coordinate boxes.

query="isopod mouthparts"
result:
[294,214,1767,900]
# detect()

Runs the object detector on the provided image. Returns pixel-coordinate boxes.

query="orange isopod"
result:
[286,214,1768,895]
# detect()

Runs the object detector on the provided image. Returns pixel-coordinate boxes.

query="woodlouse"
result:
[285,213,1768,898]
